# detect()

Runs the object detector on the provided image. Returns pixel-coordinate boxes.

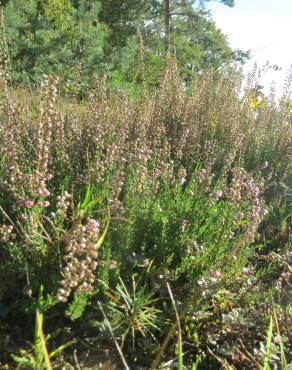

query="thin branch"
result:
[0,204,22,236]
[73,350,82,370]
[162,350,191,368]
[37,219,53,244]
[238,338,261,368]
[166,282,183,366]
[207,347,235,370]
[150,285,203,370]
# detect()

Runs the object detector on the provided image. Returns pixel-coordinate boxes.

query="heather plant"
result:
[0,61,291,368]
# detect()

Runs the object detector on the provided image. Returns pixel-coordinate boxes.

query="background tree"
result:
[1,0,249,95]
[2,0,106,89]
[99,0,248,88]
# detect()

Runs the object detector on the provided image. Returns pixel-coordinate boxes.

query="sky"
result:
[206,0,292,96]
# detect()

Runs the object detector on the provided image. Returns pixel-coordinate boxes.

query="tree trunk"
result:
[164,0,170,54]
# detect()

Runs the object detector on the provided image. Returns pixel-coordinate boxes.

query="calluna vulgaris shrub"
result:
[0,60,291,368]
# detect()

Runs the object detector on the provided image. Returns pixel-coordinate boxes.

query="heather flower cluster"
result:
[226,167,267,243]
[37,75,58,173]
[1,75,58,212]
[243,178,267,242]
[7,169,52,209]
[196,168,213,190]
[227,167,247,204]
[57,219,100,302]
[0,224,16,242]
[56,191,71,214]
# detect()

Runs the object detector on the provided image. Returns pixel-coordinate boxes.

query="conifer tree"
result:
[1,0,248,91]
[2,0,105,88]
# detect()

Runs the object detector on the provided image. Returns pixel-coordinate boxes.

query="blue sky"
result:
[206,0,292,95]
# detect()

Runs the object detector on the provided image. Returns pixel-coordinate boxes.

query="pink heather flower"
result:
[37,201,50,207]
[39,188,51,197]
[23,200,34,208]
[214,190,223,200]
[200,169,207,175]
[281,272,291,281]
[16,199,34,208]
[42,188,51,197]
[181,177,187,186]
[87,219,99,230]
[208,269,221,279]
[109,259,117,270]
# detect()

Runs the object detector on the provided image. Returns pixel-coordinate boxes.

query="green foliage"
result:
[34,286,52,370]
[65,291,92,321]
[3,0,106,89]
[38,0,74,30]
[104,277,162,348]
[12,285,74,369]
[112,173,257,288]
[99,0,249,89]
[263,314,273,370]
[1,0,249,94]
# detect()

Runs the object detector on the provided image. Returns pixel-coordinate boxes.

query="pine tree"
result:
[3,0,106,89]
[99,0,248,87]
[1,0,248,91]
